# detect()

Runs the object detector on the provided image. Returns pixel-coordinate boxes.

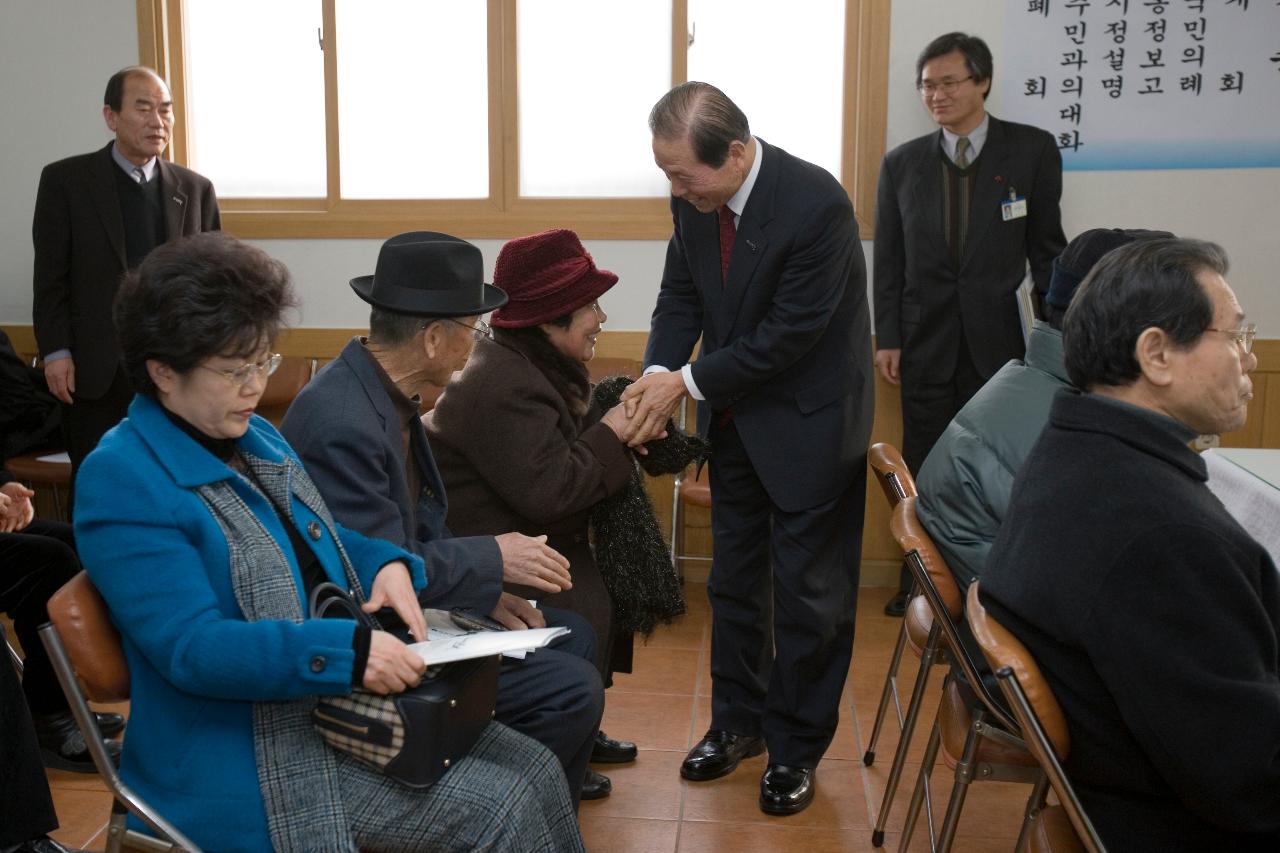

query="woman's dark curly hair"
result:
[113,232,297,395]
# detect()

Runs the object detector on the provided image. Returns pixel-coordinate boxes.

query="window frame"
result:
[137,0,889,239]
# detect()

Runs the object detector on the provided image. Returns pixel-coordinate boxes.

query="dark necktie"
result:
[955,137,971,169]
[718,206,736,283]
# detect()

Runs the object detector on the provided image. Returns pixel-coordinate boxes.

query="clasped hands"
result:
[604,371,686,448]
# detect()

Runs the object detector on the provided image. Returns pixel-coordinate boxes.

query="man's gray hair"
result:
[648,81,750,169]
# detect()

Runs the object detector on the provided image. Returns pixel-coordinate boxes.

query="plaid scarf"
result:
[195,451,362,852]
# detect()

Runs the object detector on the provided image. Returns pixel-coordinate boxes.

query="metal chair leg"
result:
[1014,773,1051,853]
[871,623,942,846]
[935,711,985,852]
[864,616,910,766]
[897,709,943,851]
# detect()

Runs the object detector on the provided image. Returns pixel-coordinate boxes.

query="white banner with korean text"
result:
[1001,0,1280,170]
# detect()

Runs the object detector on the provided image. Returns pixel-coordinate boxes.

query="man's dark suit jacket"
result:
[644,138,874,513]
[32,142,221,400]
[281,338,502,612]
[873,116,1065,383]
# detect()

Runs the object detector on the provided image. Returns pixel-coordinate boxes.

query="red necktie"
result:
[718,206,736,283]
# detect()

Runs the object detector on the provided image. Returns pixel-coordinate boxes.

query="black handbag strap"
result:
[309,581,381,630]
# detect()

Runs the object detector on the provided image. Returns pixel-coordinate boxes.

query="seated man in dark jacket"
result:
[917,228,1169,590]
[982,237,1280,849]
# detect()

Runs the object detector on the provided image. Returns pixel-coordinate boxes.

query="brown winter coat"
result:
[425,335,634,676]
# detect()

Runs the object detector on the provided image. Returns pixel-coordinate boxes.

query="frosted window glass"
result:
[687,0,845,181]
[184,0,327,197]
[337,0,489,199]
[518,0,671,198]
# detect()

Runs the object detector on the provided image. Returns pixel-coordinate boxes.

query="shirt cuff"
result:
[43,349,71,363]
[642,364,704,401]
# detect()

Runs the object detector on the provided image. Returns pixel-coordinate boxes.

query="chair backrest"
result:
[967,583,1107,853]
[965,583,1070,758]
[869,442,917,509]
[46,571,130,702]
[891,496,1017,731]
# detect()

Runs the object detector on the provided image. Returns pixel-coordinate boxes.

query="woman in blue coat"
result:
[74,232,583,852]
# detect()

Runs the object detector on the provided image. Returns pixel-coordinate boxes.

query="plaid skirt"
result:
[340,721,584,852]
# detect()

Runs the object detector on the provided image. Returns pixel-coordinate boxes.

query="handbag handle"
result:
[309,581,381,630]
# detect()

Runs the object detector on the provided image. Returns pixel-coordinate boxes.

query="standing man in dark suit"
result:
[621,82,874,815]
[874,33,1065,615]
[32,65,220,479]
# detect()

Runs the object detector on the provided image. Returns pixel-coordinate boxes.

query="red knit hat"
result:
[489,229,618,328]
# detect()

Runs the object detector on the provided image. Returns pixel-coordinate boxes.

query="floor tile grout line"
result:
[672,614,709,851]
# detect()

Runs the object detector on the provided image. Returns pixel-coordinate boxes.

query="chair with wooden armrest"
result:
[39,571,203,853]
[966,583,1107,853]
[867,443,950,847]
[891,497,1043,853]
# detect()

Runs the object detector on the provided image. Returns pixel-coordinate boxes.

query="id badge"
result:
[1001,190,1028,222]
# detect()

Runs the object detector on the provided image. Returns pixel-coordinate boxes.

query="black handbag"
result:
[309,582,499,788]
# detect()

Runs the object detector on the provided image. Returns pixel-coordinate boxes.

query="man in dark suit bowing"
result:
[32,65,220,479]
[621,82,874,815]
[874,32,1065,615]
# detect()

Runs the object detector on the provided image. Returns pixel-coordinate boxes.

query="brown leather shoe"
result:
[680,729,765,781]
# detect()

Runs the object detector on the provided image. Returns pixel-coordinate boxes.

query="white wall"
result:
[3,0,1277,334]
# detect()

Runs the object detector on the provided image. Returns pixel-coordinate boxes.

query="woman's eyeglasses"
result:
[199,353,283,387]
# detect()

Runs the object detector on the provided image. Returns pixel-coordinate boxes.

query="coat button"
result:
[310,655,326,673]
[307,521,322,540]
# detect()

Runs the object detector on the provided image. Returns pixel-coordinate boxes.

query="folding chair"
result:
[39,571,203,852]
[892,497,1042,853]
[867,443,949,848]
[253,355,315,425]
[967,583,1107,853]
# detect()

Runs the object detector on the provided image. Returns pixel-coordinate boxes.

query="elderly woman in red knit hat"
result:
[426,228,640,795]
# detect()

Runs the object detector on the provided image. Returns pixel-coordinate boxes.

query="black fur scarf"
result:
[588,375,711,636]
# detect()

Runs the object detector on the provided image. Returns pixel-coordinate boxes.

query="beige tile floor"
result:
[43,583,1033,851]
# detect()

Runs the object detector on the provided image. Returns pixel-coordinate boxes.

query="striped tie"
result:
[955,137,971,169]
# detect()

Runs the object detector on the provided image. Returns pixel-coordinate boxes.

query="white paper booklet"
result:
[409,609,569,665]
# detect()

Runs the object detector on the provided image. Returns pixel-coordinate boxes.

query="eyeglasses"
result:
[1206,323,1257,354]
[917,75,974,96]
[442,318,493,340]
[198,353,282,387]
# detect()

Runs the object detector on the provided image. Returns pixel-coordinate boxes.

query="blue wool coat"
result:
[74,394,425,852]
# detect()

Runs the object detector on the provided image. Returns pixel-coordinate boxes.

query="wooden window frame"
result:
[137,0,888,239]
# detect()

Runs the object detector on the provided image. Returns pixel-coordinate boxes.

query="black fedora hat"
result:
[350,231,508,317]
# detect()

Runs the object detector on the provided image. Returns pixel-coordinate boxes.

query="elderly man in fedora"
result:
[282,232,609,804]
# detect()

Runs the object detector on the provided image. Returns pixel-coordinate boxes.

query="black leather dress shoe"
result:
[33,712,123,774]
[680,729,765,781]
[94,712,126,738]
[759,764,816,815]
[580,768,612,800]
[591,730,638,763]
[883,590,909,617]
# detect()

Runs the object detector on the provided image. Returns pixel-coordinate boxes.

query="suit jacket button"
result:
[310,655,326,673]
[307,521,322,540]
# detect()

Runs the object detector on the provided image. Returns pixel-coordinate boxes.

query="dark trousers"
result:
[495,605,603,808]
[896,341,987,592]
[705,421,867,768]
[66,367,133,498]
[0,518,80,713]
[1,624,59,846]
